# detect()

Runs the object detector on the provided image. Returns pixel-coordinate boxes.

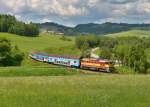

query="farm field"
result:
[0,75,150,107]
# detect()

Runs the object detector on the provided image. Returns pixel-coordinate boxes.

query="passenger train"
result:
[29,52,114,72]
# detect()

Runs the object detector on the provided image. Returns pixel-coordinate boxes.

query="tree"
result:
[114,43,148,73]
[99,47,112,59]
[0,38,24,66]
[81,41,90,58]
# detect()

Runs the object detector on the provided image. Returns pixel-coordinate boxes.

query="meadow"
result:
[0,75,150,107]
[0,32,75,52]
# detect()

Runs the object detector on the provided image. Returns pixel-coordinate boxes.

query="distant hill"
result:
[38,22,150,35]
[37,22,73,34]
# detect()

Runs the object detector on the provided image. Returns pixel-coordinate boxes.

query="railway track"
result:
[26,65,116,75]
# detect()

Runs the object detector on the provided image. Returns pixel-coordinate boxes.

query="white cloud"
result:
[139,3,150,13]
[0,0,150,25]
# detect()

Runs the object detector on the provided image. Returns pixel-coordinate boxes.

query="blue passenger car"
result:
[29,52,49,62]
[48,56,80,68]
[30,52,80,68]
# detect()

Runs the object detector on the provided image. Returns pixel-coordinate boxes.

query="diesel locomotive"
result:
[29,52,114,72]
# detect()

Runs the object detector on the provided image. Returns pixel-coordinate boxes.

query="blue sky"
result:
[0,0,150,26]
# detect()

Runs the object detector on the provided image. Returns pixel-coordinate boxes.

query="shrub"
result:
[0,38,24,66]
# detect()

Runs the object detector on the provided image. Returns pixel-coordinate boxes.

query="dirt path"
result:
[90,47,99,58]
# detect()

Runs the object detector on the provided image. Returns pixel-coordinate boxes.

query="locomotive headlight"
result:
[105,64,109,67]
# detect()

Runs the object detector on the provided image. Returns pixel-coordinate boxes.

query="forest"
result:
[0,15,39,36]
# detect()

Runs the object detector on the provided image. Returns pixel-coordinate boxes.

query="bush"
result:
[115,66,135,74]
[0,38,24,66]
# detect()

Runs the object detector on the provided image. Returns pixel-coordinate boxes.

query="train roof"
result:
[31,52,81,60]
[81,58,111,63]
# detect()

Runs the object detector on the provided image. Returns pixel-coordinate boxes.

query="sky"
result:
[0,0,150,26]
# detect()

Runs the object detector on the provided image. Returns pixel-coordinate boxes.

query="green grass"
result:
[0,32,75,52]
[44,45,81,56]
[0,66,78,77]
[0,75,150,107]
[105,30,150,37]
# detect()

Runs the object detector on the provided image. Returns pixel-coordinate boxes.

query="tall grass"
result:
[0,75,150,107]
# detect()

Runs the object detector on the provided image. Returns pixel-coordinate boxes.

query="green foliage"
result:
[114,42,148,73]
[115,66,135,74]
[75,35,98,49]
[99,36,118,48]
[0,14,39,36]
[81,41,90,58]
[0,38,24,66]
[99,47,112,59]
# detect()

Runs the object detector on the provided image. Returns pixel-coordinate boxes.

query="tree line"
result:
[0,14,39,36]
[0,38,24,66]
[75,36,150,73]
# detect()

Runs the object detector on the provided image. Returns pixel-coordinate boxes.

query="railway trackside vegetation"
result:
[0,67,78,77]
[75,35,150,73]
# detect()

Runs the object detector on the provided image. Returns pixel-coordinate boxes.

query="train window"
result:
[74,61,77,63]
[105,62,112,64]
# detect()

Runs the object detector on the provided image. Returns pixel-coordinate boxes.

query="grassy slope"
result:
[0,75,150,107]
[105,30,150,37]
[0,32,75,52]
